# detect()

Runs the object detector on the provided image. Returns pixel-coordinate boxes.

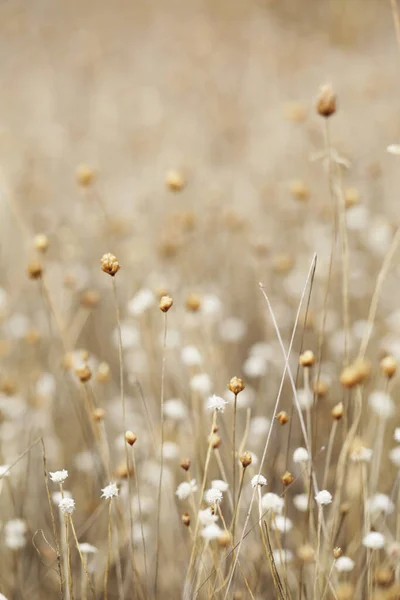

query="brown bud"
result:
[316,84,336,118]
[81,290,100,309]
[159,295,173,313]
[185,293,201,312]
[27,260,43,280]
[313,378,329,397]
[228,376,245,395]
[299,350,315,367]
[115,462,134,479]
[217,531,231,548]
[166,170,185,192]
[100,253,120,276]
[277,411,289,425]
[340,502,350,515]
[34,234,49,253]
[96,362,111,383]
[297,544,314,563]
[289,180,310,202]
[209,433,221,449]
[75,364,92,383]
[76,164,95,187]
[333,547,343,559]
[125,431,137,446]
[380,355,397,379]
[182,512,190,527]
[93,408,105,421]
[340,359,371,389]
[332,402,344,420]
[374,566,394,587]
[281,471,294,486]
[240,452,252,468]
[180,458,191,471]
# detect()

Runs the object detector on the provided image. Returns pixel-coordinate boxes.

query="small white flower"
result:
[387,144,400,155]
[261,493,284,515]
[363,531,385,549]
[211,480,229,492]
[293,447,309,463]
[0,594,9,600]
[243,355,268,378]
[368,391,395,420]
[206,394,227,413]
[367,494,394,515]
[389,446,400,468]
[190,373,212,396]
[271,516,293,533]
[293,493,309,512]
[199,508,218,526]
[350,446,373,463]
[315,490,332,506]
[251,474,267,488]
[58,498,76,515]
[163,398,188,421]
[127,289,155,316]
[176,480,197,501]
[162,442,179,460]
[101,483,119,499]
[49,470,69,484]
[335,556,355,572]
[297,388,313,410]
[201,294,222,318]
[272,549,293,566]
[250,342,274,360]
[181,346,202,367]
[113,323,139,349]
[78,543,98,554]
[201,524,223,540]
[0,465,10,478]
[4,519,27,536]
[219,317,247,343]
[205,488,223,505]
[394,428,400,443]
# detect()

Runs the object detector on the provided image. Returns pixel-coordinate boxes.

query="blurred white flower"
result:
[176,480,197,500]
[297,388,313,410]
[205,488,223,505]
[74,451,97,473]
[387,144,400,155]
[113,323,139,349]
[52,490,72,504]
[368,391,395,420]
[0,465,9,478]
[127,289,155,316]
[251,474,267,488]
[181,346,202,367]
[163,399,188,421]
[101,483,119,500]
[201,294,222,318]
[315,490,332,506]
[335,556,355,572]
[293,493,309,512]
[367,494,394,515]
[211,480,229,492]
[350,446,373,463]
[4,519,27,549]
[250,342,274,360]
[271,516,293,533]
[49,470,68,484]
[3,313,29,340]
[272,549,293,566]
[363,531,385,549]
[249,416,270,439]
[243,355,268,378]
[293,447,309,463]
[395,428,400,443]
[346,205,369,231]
[261,493,284,515]
[206,394,227,412]
[78,543,98,554]
[190,374,212,396]
[162,442,179,460]
[199,508,218,526]
[58,498,76,515]
[219,317,247,343]
[201,524,223,540]
[389,446,400,468]
[35,373,56,398]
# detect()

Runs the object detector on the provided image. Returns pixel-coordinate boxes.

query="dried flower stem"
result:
[131,448,149,588]
[323,420,338,490]
[104,499,113,600]
[232,393,238,521]
[313,505,323,600]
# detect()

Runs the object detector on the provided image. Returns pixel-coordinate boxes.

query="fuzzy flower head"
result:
[335,556,355,572]
[190,373,212,396]
[315,490,332,506]
[293,447,309,463]
[205,488,223,506]
[176,479,197,501]
[368,391,395,420]
[199,508,218,526]
[293,493,309,512]
[363,531,385,549]
[272,516,293,533]
[201,524,223,540]
[367,494,394,516]
[251,474,267,488]
[389,447,400,468]
[395,428,400,443]
[101,483,119,500]
[49,470,69,484]
[78,543,98,554]
[58,497,76,515]
[261,493,284,515]
[206,394,228,413]
[211,480,229,492]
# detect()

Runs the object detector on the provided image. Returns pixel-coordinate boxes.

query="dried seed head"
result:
[299,350,315,367]
[158,236,182,258]
[115,462,134,479]
[332,402,344,420]
[185,293,201,312]
[240,452,252,468]
[182,512,190,527]
[96,362,111,383]
[297,544,314,563]
[340,502,350,515]
[34,234,49,253]
[228,376,245,395]
[81,290,100,309]
[100,253,120,276]
[316,84,337,118]
[380,355,397,379]
[313,378,329,397]
[374,566,394,587]
[340,359,371,388]
[281,471,294,486]
[277,411,289,425]
[159,295,173,313]
[27,260,43,280]
[76,164,95,187]
[125,431,137,446]
[289,180,310,202]
[344,187,360,209]
[180,458,191,471]
[166,169,185,192]
[333,547,343,559]
[93,408,105,422]
[209,433,221,449]
[217,531,231,548]
[75,364,92,383]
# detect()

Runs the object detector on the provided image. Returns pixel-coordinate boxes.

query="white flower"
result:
[190,373,212,396]
[206,394,227,413]
[297,388,313,410]
[293,493,309,512]
[250,342,274,360]
[219,317,247,343]
[395,428,400,443]
[163,398,188,421]
[35,372,56,397]
[350,446,373,463]
[127,289,155,316]
[271,516,293,533]
[52,490,72,504]
[162,442,179,460]
[58,498,76,515]
[205,488,223,505]
[363,531,385,549]
[5,519,27,536]
[49,470,68,484]
[315,490,332,506]
[272,549,293,566]
[243,356,268,378]
[181,346,202,367]
[368,391,395,420]
[78,543,98,554]
[101,483,119,499]
[293,447,309,463]
[113,323,139,349]
[0,594,9,600]
[367,494,394,515]
[176,480,197,500]
[251,474,267,488]
[199,508,218,526]
[0,465,10,478]
[389,446,400,468]
[261,493,284,515]
[211,480,229,492]
[335,556,355,572]
[387,144,400,155]
[201,294,222,317]
[201,524,223,540]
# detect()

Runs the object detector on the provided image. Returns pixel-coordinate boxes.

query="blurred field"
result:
[0,1,400,599]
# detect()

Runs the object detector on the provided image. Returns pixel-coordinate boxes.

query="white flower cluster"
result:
[101,483,119,499]
[49,470,68,484]
[176,479,197,501]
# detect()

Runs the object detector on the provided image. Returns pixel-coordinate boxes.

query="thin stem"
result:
[104,499,113,600]
[66,517,74,600]
[232,393,238,519]
[323,420,338,490]
[313,506,323,600]
[132,448,149,588]
[68,517,96,599]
